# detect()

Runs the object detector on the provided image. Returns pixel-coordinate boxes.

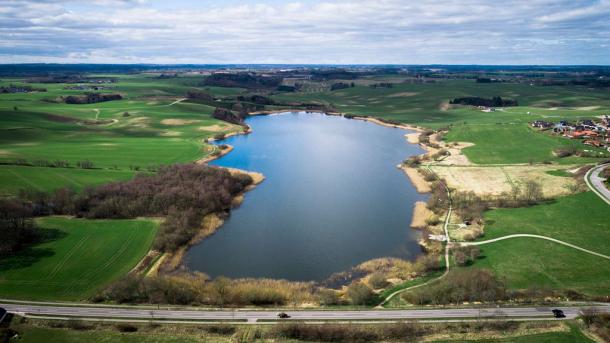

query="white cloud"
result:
[0,0,608,64]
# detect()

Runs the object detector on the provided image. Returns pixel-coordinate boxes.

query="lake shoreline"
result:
[157,110,430,282]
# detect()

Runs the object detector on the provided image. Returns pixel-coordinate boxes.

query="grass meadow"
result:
[0,217,158,300]
[467,191,610,296]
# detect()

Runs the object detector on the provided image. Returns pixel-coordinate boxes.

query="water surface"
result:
[185,112,426,281]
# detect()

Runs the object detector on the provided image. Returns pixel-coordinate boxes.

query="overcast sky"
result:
[1,0,609,64]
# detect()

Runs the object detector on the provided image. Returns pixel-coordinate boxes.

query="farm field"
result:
[0,216,158,300]
[430,164,580,198]
[0,165,136,196]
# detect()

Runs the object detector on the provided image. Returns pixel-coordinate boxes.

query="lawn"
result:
[0,217,158,300]
[467,191,610,296]
[482,192,610,255]
[471,238,610,296]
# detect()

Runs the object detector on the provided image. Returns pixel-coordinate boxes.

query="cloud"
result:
[0,0,608,64]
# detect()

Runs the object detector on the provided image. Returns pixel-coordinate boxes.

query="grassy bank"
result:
[0,217,158,300]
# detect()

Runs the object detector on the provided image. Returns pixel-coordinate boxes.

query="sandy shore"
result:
[410,201,433,229]
[351,116,423,132]
[405,132,420,144]
[401,166,432,193]
[196,144,234,164]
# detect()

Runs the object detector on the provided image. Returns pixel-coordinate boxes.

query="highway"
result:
[2,302,609,323]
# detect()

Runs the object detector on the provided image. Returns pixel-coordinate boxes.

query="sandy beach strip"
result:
[410,201,433,229]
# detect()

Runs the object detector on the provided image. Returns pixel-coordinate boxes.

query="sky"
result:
[1,0,609,65]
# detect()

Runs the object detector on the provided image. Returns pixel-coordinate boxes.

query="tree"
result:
[212,276,231,307]
[523,180,543,204]
[368,273,389,289]
[318,289,340,306]
[346,282,374,305]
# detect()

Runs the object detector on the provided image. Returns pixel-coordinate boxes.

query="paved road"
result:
[461,234,610,260]
[2,303,608,323]
[586,163,610,205]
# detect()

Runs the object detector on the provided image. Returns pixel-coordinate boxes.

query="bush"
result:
[319,289,340,306]
[346,282,374,305]
[368,272,389,289]
[115,324,138,332]
[403,269,505,305]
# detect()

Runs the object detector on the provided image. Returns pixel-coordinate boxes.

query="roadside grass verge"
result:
[0,217,158,301]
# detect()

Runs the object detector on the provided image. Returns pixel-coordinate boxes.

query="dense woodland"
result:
[64,92,122,104]
[449,96,518,107]
[0,199,40,256]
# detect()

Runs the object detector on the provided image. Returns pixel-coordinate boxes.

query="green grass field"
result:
[483,192,610,254]
[275,78,610,164]
[469,192,610,296]
[0,165,136,195]
[0,217,158,300]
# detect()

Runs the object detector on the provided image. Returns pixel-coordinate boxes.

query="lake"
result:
[184,112,426,281]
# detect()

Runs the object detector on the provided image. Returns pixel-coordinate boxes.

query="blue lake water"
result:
[184,112,426,281]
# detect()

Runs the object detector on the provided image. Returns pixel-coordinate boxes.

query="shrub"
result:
[403,269,505,305]
[346,282,374,305]
[318,289,340,306]
[368,273,389,289]
[115,324,138,332]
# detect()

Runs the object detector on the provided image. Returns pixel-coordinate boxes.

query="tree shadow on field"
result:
[0,227,66,272]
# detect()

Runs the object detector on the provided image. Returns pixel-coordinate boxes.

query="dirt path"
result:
[461,234,610,260]
[166,98,186,106]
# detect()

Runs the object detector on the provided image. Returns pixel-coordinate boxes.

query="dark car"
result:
[277,312,290,319]
[552,309,565,318]
[0,307,6,323]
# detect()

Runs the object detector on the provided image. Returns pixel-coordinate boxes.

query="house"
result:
[531,120,553,129]
[568,130,598,139]
[584,139,603,147]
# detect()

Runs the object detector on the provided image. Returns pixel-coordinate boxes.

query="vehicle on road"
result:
[0,307,6,323]
[277,312,290,319]
[552,309,565,318]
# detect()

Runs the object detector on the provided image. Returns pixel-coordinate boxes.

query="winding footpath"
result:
[461,234,610,260]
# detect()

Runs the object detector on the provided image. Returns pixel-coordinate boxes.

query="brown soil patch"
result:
[431,164,579,197]
[197,124,236,132]
[410,201,433,229]
[160,119,200,126]
[402,167,431,193]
